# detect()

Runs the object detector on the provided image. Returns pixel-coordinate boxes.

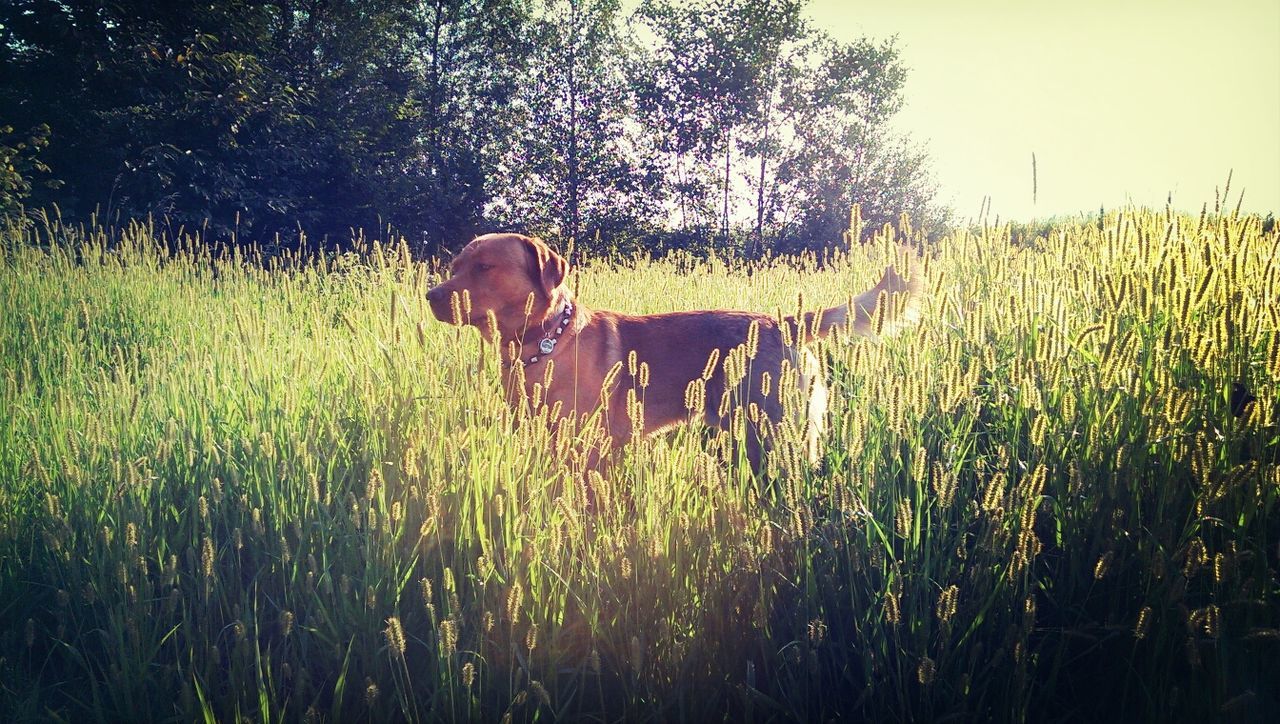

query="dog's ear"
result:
[521,235,567,297]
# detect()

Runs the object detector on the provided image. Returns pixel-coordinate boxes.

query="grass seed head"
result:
[507,582,524,625]
[201,537,215,580]
[701,348,721,381]
[936,585,959,624]
[1094,551,1115,580]
[884,587,901,626]
[917,656,936,686]
[896,498,913,538]
[1134,606,1153,639]
[808,618,827,645]
[384,616,406,658]
[439,619,458,655]
[526,623,539,652]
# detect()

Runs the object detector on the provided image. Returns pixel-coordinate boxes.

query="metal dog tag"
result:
[539,338,556,355]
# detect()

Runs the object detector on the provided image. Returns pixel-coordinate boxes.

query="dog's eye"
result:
[475,263,493,273]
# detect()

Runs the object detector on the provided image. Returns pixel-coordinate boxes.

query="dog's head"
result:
[426,233,567,335]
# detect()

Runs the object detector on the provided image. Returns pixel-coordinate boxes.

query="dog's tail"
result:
[785,264,922,344]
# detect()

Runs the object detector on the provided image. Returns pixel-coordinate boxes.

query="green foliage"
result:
[634,0,806,247]
[2,2,311,233]
[1,202,1277,721]
[373,0,533,255]
[633,0,947,256]
[0,0,531,248]
[0,123,59,217]
[1,0,944,256]
[490,0,666,252]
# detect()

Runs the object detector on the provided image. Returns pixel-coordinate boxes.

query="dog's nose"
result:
[426,286,443,302]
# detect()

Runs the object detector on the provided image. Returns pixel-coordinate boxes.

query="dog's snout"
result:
[425,283,460,324]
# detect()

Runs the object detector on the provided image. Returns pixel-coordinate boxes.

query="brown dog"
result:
[426,233,920,471]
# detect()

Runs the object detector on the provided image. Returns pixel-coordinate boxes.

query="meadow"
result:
[0,204,1277,722]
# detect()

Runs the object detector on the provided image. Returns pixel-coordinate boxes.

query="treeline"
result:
[0,0,944,256]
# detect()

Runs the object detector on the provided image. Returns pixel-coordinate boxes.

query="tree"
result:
[0,0,533,249]
[0,0,943,255]
[0,1,318,236]
[406,0,532,255]
[633,0,805,251]
[491,0,664,253]
[279,0,429,242]
[633,2,943,255]
[770,33,945,251]
[0,123,59,217]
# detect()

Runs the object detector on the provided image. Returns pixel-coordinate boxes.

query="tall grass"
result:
[1,204,1277,722]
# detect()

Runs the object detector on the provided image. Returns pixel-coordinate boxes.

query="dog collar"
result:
[524,302,574,366]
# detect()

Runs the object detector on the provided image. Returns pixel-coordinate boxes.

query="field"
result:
[1,205,1278,722]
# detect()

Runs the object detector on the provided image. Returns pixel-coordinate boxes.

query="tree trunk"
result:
[427,0,445,257]
[754,85,772,258]
[676,152,687,231]
[722,128,731,247]
[566,0,581,246]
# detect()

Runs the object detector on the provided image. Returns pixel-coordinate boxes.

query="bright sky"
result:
[807,0,1280,222]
